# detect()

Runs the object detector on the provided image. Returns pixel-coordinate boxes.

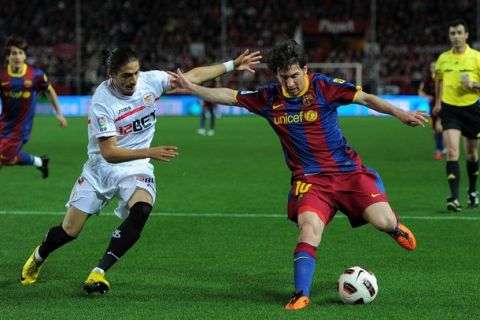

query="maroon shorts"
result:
[0,138,24,164]
[287,167,388,227]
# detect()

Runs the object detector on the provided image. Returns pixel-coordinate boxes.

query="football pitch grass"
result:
[1,115,479,320]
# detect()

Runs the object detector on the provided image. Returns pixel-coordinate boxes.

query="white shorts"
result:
[66,156,156,220]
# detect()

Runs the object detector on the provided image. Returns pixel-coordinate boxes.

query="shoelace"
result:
[26,261,38,275]
[393,227,409,240]
[288,291,304,303]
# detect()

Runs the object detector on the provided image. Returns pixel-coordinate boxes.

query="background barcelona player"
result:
[173,39,428,310]
[0,35,67,178]
[418,60,445,160]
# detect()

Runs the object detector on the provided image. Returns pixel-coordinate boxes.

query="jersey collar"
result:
[281,75,310,98]
[8,64,27,77]
[107,78,134,99]
[451,44,470,55]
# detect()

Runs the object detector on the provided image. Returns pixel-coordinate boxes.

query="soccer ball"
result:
[337,266,378,304]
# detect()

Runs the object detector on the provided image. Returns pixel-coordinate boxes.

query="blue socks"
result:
[434,132,444,152]
[293,242,317,297]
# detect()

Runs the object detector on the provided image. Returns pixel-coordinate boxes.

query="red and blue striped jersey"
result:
[235,73,363,177]
[0,64,50,141]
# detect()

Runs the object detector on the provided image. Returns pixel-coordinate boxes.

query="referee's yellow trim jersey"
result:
[435,45,480,106]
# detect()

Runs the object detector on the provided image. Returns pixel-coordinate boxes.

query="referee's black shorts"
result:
[439,101,480,139]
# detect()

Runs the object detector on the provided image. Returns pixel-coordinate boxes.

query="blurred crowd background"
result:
[0,0,477,95]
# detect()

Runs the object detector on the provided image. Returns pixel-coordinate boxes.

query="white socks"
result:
[92,267,105,274]
[34,249,44,264]
[33,156,43,167]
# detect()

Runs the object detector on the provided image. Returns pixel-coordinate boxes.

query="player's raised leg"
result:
[285,211,324,310]
[362,202,416,251]
[20,206,87,284]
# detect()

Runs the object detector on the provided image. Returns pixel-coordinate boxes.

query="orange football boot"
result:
[284,291,310,310]
[389,223,416,250]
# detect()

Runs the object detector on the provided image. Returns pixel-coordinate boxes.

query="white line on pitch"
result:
[0,210,479,221]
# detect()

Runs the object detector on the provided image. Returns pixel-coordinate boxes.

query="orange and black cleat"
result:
[389,223,416,250]
[284,291,310,310]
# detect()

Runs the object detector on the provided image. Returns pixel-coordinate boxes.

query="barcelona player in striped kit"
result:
[0,36,67,178]
[174,40,428,310]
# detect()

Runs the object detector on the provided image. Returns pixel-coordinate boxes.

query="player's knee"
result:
[54,225,77,242]
[298,220,323,245]
[126,201,152,233]
[446,147,459,160]
[62,222,83,238]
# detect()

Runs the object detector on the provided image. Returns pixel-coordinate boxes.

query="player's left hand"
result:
[400,110,429,127]
[233,49,262,73]
[57,114,68,127]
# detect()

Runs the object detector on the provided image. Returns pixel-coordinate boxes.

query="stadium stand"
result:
[0,0,476,94]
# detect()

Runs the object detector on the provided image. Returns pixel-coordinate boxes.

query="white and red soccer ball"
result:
[337,266,378,304]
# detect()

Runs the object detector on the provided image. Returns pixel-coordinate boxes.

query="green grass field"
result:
[1,115,479,320]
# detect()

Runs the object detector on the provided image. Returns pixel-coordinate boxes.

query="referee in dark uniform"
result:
[434,19,480,211]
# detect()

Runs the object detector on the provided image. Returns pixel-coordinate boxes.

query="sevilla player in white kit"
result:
[20,46,261,294]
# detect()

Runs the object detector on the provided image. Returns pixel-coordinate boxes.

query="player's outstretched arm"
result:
[172,69,238,106]
[45,85,68,127]
[182,49,261,84]
[354,91,428,127]
[98,136,178,163]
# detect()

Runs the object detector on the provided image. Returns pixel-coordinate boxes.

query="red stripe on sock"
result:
[294,242,317,259]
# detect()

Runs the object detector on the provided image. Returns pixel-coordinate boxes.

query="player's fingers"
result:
[176,68,185,77]
[159,153,177,159]
[249,51,262,60]
[160,149,179,157]
[162,150,179,157]
[415,118,426,127]
[410,121,421,127]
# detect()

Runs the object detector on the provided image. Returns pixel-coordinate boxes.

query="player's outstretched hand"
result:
[148,146,179,162]
[57,114,68,127]
[233,49,262,73]
[399,110,429,127]
[166,70,194,95]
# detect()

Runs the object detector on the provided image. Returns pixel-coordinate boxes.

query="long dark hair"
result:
[101,47,138,73]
